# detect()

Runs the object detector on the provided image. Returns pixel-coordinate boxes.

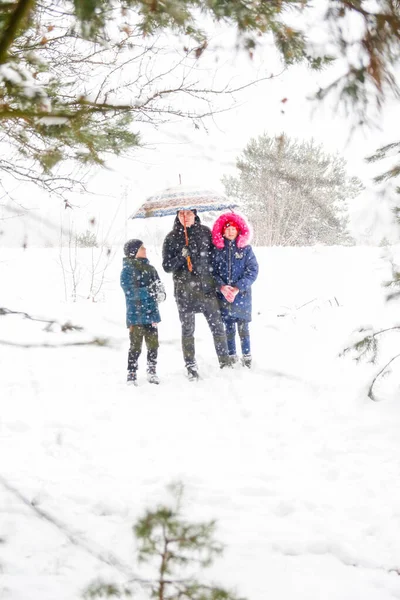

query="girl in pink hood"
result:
[211,212,259,368]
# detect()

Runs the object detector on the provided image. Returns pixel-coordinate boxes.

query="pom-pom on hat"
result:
[124,239,143,257]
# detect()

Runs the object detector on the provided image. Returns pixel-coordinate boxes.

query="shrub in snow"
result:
[84,482,244,600]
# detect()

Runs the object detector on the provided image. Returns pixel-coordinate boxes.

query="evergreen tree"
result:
[223,134,362,246]
[84,482,244,600]
[342,142,400,402]
[75,230,98,248]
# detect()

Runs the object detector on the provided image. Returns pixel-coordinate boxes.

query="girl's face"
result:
[224,225,238,241]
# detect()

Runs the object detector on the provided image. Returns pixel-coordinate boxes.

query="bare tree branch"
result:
[0,474,145,581]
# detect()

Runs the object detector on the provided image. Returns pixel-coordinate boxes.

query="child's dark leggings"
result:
[128,324,158,373]
[224,318,250,356]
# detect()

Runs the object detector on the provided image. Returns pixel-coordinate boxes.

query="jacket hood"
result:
[211,212,252,249]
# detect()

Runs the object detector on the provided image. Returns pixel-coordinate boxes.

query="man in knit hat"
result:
[121,239,166,386]
[162,209,232,380]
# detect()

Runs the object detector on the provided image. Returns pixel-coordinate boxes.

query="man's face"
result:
[178,210,195,228]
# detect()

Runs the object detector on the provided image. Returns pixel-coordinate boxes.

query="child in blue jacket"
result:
[212,213,259,368]
[120,239,166,386]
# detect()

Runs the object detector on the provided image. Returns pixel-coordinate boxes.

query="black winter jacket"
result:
[162,214,218,312]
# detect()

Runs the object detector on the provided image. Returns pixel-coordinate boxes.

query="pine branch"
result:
[0,0,34,64]
[340,1,371,18]
[343,326,397,363]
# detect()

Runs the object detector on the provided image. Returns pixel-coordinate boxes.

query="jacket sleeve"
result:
[212,248,225,289]
[162,234,186,273]
[120,264,133,296]
[235,247,259,292]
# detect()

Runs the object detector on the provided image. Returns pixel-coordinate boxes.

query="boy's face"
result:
[136,244,147,259]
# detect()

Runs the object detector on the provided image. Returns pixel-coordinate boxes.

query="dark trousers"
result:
[178,296,229,368]
[224,317,250,356]
[128,324,159,373]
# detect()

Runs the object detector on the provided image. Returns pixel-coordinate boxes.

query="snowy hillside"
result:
[1,244,400,600]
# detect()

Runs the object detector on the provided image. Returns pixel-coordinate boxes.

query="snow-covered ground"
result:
[1,244,400,600]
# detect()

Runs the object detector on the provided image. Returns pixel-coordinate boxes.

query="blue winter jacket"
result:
[120,257,165,327]
[212,240,259,322]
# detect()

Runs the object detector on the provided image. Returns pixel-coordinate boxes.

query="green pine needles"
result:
[2,1,400,202]
[342,323,400,402]
[341,133,400,402]
[84,482,245,600]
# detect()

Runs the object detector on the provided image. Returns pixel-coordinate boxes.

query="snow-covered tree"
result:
[223,134,362,246]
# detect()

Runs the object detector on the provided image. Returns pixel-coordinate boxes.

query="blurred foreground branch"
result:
[0,306,109,347]
[0,474,142,580]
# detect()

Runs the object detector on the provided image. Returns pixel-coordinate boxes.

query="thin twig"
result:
[0,338,108,348]
[0,307,83,331]
[0,475,144,581]
[368,353,400,401]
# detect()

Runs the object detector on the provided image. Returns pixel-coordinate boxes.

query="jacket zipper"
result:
[226,242,233,314]
[228,241,233,285]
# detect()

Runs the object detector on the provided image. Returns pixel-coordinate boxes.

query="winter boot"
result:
[219,355,235,369]
[147,372,160,385]
[127,371,138,386]
[147,365,160,385]
[242,354,252,369]
[187,366,199,381]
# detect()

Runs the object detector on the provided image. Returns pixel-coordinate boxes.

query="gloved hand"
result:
[155,281,166,303]
[181,247,190,258]
[157,289,166,303]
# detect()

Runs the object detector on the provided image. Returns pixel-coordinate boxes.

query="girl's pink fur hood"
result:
[212,212,252,249]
